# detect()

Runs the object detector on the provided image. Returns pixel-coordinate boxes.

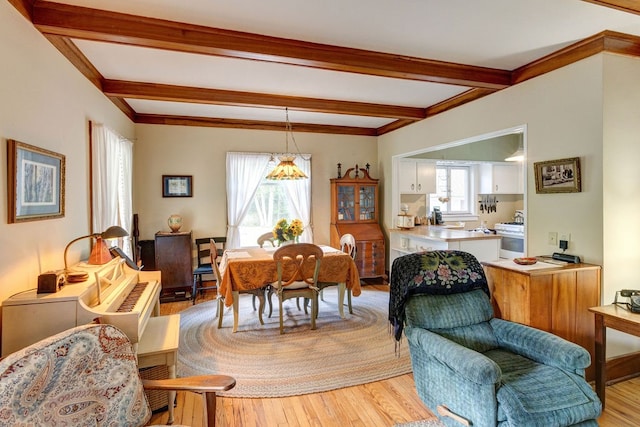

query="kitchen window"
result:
[429,165,471,214]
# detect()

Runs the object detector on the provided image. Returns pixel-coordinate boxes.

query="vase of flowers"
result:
[272,218,304,246]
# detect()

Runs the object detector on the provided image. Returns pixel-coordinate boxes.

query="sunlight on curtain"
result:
[91,122,134,257]
[226,152,271,249]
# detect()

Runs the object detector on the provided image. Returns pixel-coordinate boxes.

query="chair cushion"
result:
[193,265,213,275]
[405,289,494,329]
[271,280,310,290]
[486,349,601,426]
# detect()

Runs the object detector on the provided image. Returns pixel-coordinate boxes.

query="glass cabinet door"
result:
[359,185,376,220]
[337,185,355,221]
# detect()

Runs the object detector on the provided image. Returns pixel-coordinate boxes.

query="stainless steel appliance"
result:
[494,221,525,259]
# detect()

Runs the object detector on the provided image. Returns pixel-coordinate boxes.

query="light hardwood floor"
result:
[148,285,640,427]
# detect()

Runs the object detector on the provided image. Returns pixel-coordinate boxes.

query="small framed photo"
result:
[7,139,66,223]
[534,157,581,194]
[162,175,193,197]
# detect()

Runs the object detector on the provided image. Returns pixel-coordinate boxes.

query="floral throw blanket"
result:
[389,250,489,341]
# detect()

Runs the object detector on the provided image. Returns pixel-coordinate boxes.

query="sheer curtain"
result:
[283,155,313,243]
[90,122,134,257]
[226,152,271,249]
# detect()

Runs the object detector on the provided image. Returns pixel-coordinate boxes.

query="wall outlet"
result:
[559,232,571,242]
[548,232,558,246]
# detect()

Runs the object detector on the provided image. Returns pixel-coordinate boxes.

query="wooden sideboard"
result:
[482,260,601,381]
[155,231,192,301]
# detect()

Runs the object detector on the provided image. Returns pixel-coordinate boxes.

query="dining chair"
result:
[270,243,324,334]
[315,233,357,315]
[192,236,226,305]
[257,231,277,248]
[214,239,267,333]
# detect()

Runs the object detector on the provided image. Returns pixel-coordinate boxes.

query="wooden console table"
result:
[588,304,640,409]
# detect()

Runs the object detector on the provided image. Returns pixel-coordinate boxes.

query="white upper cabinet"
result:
[398,160,436,194]
[479,163,524,194]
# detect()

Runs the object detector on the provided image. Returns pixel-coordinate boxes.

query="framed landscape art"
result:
[7,139,66,223]
[534,157,581,194]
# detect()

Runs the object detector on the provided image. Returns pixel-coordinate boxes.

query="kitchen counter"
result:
[390,225,501,242]
[388,226,501,268]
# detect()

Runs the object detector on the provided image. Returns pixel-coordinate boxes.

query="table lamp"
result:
[64,226,129,270]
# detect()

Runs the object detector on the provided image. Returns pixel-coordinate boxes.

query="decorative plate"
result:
[514,257,538,265]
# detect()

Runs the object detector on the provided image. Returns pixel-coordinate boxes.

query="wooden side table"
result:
[588,304,640,410]
[155,231,193,301]
[137,314,180,423]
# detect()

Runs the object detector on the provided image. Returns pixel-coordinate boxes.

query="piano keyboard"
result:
[117,282,149,312]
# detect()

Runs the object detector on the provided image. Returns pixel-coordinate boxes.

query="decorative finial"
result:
[366,163,370,173]
[337,163,342,178]
[355,164,359,178]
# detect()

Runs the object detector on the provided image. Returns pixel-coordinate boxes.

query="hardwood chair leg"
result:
[232,291,240,333]
[203,391,217,427]
[217,298,224,328]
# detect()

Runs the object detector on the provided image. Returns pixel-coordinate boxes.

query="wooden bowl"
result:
[513,257,538,265]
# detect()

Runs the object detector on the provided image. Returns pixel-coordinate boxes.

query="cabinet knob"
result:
[411,183,415,190]
[418,183,422,191]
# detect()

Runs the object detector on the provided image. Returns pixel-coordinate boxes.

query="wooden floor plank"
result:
[147,284,638,427]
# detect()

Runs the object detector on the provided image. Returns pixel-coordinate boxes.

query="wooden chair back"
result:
[340,233,357,260]
[273,243,324,289]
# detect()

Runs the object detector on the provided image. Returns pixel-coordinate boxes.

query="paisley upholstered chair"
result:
[0,323,235,426]
[270,243,323,334]
[389,250,602,427]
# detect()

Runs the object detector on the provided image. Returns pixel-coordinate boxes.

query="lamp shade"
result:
[265,156,308,180]
[101,225,128,239]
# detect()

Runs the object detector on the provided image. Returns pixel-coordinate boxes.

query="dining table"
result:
[219,245,361,320]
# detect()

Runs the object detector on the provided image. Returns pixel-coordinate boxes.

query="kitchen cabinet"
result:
[330,166,386,279]
[398,160,436,194]
[155,231,192,301]
[479,163,523,194]
[482,260,601,381]
[389,227,501,269]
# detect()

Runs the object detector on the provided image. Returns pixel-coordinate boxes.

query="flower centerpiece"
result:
[272,218,304,245]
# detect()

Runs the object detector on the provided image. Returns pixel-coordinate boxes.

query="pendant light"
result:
[265,108,309,180]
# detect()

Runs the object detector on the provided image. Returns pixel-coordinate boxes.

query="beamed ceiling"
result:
[9,0,640,136]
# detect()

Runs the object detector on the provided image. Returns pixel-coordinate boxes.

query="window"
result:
[226,152,312,248]
[429,165,471,214]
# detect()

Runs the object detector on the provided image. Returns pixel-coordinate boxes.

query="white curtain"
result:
[226,152,271,249]
[91,122,134,257]
[283,155,313,243]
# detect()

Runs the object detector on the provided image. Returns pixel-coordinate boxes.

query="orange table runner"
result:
[219,246,361,307]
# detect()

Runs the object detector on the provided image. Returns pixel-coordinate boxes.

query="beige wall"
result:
[378,55,604,265]
[133,124,377,246]
[602,54,640,355]
[0,3,134,307]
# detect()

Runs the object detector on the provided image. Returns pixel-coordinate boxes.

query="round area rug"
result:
[178,287,411,397]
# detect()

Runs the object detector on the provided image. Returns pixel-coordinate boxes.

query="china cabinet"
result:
[330,166,385,279]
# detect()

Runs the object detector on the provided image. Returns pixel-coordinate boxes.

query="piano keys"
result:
[1,258,161,357]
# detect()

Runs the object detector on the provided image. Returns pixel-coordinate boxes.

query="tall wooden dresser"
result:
[330,165,386,280]
[155,231,192,301]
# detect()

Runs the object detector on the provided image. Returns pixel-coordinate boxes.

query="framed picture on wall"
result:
[163,175,193,197]
[534,157,581,194]
[7,139,66,223]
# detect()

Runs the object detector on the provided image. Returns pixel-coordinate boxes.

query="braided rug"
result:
[178,287,411,397]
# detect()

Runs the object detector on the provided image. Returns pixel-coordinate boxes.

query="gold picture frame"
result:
[7,139,66,223]
[534,157,581,194]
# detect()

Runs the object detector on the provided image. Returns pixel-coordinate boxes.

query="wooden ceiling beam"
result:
[135,114,378,136]
[103,80,427,120]
[31,1,511,90]
[581,0,640,15]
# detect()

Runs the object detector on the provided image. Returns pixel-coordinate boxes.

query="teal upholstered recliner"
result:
[389,250,601,427]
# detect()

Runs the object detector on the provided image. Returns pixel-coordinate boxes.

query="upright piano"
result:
[1,258,161,357]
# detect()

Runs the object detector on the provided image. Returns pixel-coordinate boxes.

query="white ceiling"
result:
[17,0,640,133]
